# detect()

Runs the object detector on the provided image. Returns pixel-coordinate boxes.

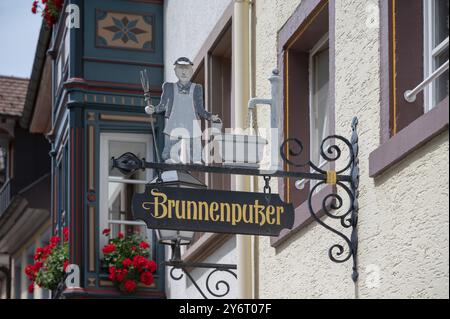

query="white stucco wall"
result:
[255,0,449,299]
[166,236,237,299]
[164,0,232,82]
[163,0,236,299]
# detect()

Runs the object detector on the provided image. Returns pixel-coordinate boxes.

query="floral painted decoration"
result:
[25,227,69,293]
[31,0,64,28]
[102,229,157,294]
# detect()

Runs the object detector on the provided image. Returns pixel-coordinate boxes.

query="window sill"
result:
[270,184,335,248]
[369,97,449,178]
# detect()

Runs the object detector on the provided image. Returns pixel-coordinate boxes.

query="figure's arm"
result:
[154,82,171,113]
[193,84,213,120]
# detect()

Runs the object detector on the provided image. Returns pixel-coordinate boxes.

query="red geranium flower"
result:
[102,244,116,254]
[140,272,154,286]
[145,260,157,273]
[132,255,146,270]
[50,236,60,246]
[25,265,36,280]
[124,280,137,293]
[34,261,43,271]
[122,258,133,268]
[63,260,69,272]
[139,241,150,249]
[102,228,111,236]
[118,232,124,239]
[108,266,116,281]
[115,269,128,283]
[28,283,34,294]
[63,227,69,242]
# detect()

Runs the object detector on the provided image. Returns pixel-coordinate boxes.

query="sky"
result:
[0,0,43,78]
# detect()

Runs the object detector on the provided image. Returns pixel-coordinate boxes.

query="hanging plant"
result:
[31,0,64,28]
[102,229,157,294]
[25,227,69,294]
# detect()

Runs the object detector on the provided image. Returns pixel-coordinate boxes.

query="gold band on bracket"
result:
[326,171,337,185]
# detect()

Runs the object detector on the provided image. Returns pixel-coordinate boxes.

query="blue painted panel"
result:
[84,0,163,66]
[84,61,163,85]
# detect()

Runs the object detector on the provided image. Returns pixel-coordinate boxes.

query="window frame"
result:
[98,132,153,256]
[423,0,449,112]
[272,0,335,247]
[369,0,449,178]
[309,33,330,170]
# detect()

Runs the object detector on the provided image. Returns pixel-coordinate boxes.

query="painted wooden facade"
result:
[50,0,165,298]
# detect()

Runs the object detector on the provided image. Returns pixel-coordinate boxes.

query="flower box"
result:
[215,133,268,167]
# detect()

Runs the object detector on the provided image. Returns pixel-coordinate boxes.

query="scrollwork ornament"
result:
[205,269,237,298]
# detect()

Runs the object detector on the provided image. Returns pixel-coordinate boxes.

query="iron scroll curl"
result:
[168,265,237,299]
[280,116,359,282]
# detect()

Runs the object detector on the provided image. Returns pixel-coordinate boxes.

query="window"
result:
[309,35,330,171]
[369,0,449,177]
[271,0,332,246]
[55,29,70,92]
[424,0,449,111]
[55,143,68,233]
[281,1,330,209]
[99,133,153,257]
[206,23,232,190]
[383,0,449,137]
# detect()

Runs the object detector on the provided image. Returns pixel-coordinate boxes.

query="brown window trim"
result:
[369,97,449,177]
[271,0,335,247]
[181,2,234,260]
[372,0,449,177]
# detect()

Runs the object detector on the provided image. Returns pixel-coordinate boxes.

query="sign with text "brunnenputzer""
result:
[132,186,295,236]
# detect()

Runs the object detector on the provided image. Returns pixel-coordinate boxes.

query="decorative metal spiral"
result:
[308,181,354,263]
[169,267,184,281]
[168,266,236,299]
[295,116,359,277]
[321,181,354,228]
[280,138,310,168]
[205,269,237,298]
[319,135,354,174]
[280,134,354,175]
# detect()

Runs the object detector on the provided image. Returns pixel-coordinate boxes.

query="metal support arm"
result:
[112,117,360,285]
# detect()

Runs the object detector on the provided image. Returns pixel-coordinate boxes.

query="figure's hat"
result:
[174,57,193,66]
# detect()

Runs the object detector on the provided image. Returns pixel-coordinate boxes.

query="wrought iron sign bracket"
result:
[113,117,360,284]
[165,262,237,299]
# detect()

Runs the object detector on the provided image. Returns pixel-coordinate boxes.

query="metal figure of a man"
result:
[146,57,220,164]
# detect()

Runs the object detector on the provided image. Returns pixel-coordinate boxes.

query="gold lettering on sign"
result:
[276,207,284,225]
[187,201,198,220]
[242,204,254,224]
[220,203,231,222]
[140,190,287,227]
[231,204,242,226]
[254,200,266,226]
[210,202,220,222]
[266,206,276,225]
[152,189,167,218]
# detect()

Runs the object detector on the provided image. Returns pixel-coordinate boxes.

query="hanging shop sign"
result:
[132,186,295,236]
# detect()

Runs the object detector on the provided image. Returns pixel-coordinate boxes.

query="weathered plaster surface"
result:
[255,0,449,299]
[164,0,232,82]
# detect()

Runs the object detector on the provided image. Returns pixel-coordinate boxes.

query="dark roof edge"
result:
[20,21,52,129]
